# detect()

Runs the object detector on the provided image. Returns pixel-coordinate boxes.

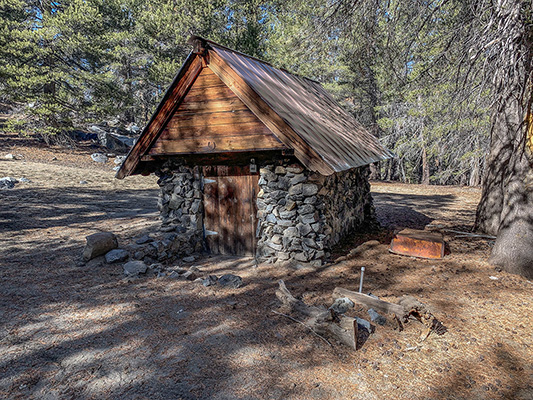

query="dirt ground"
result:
[1,133,532,400]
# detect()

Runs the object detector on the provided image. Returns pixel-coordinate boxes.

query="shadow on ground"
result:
[1,185,531,399]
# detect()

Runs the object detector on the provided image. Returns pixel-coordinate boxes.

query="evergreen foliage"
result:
[0,0,493,185]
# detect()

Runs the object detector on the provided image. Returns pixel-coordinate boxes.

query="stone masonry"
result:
[154,161,373,265]
[255,161,373,267]
[155,165,204,256]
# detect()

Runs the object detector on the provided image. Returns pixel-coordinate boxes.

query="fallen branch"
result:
[275,280,358,349]
[271,310,332,346]
[443,229,496,239]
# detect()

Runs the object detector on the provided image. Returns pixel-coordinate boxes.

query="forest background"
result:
[0,0,498,186]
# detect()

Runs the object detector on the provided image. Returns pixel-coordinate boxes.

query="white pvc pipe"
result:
[359,267,365,293]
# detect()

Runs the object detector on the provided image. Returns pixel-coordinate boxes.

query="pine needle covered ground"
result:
[1,133,532,399]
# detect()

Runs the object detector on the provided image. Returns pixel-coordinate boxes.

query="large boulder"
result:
[83,232,118,261]
[98,132,135,152]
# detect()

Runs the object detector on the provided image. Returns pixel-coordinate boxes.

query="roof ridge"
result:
[188,35,322,85]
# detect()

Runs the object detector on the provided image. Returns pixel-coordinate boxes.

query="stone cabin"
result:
[116,36,393,267]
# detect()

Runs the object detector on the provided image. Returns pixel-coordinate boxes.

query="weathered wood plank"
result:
[140,150,292,166]
[159,121,274,140]
[165,109,264,128]
[150,133,285,154]
[207,49,334,175]
[183,85,238,102]
[203,168,258,256]
[332,287,406,316]
[174,98,248,113]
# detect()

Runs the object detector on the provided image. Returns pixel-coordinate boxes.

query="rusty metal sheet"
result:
[390,229,446,259]
[209,43,394,173]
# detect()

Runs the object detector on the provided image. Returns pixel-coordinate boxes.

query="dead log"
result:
[333,287,448,339]
[275,280,358,349]
[332,287,405,316]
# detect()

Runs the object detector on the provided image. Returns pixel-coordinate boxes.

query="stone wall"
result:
[155,165,204,256]
[255,162,373,266]
[154,161,373,264]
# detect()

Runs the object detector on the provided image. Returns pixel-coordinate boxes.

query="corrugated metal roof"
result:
[210,44,394,172]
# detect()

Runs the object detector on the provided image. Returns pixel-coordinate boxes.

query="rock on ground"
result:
[83,232,118,261]
[123,260,148,276]
[0,177,18,189]
[218,274,244,288]
[105,249,129,264]
[90,153,108,163]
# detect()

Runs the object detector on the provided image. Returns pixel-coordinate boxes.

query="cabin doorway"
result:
[202,166,259,256]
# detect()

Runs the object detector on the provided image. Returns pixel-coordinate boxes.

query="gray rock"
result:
[288,183,303,196]
[300,213,317,224]
[274,166,286,174]
[302,184,318,196]
[290,174,307,185]
[168,193,183,209]
[283,227,299,238]
[148,263,163,271]
[202,275,218,287]
[296,223,313,236]
[268,242,283,251]
[100,133,134,152]
[329,297,355,314]
[315,250,325,259]
[260,168,277,182]
[18,177,30,183]
[136,235,153,244]
[0,177,18,189]
[293,252,309,262]
[277,219,293,227]
[271,234,283,245]
[133,251,145,260]
[90,153,108,163]
[266,214,277,224]
[183,256,195,263]
[303,237,318,249]
[279,210,297,219]
[181,270,197,280]
[356,317,372,332]
[277,252,290,260]
[114,155,126,165]
[298,204,315,214]
[4,153,14,160]
[286,165,304,174]
[304,196,317,204]
[368,308,387,325]
[83,232,118,261]
[191,199,202,213]
[218,274,244,288]
[79,180,88,185]
[105,249,129,263]
[123,260,148,275]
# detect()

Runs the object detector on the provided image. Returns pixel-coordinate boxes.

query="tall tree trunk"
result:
[421,144,430,185]
[475,0,533,278]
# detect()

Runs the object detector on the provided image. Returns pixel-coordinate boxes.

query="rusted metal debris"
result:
[389,228,446,259]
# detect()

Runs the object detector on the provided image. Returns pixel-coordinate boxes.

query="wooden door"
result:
[203,166,258,255]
